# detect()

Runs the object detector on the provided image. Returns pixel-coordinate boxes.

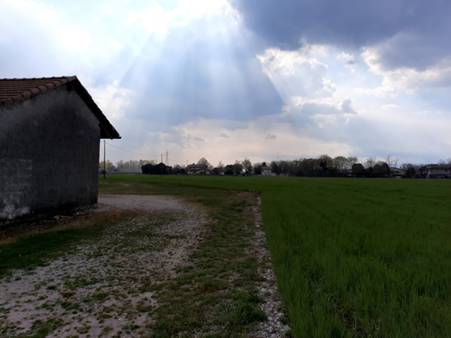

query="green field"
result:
[101,175,451,338]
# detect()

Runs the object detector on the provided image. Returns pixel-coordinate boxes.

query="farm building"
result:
[142,163,172,175]
[420,164,451,178]
[261,165,274,176]
[0,76,120,220]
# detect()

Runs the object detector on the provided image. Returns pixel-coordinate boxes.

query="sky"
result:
[1,0,451,165]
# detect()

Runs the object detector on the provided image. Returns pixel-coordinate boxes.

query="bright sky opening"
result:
[1,0,450,165]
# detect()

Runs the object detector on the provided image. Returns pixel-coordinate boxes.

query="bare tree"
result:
[365,158,376,168]
[319,155,333,169]
[233,161,244,175]
[333,156,348,171]
[347,157,358,169]
[242,158,253,175]
[352,163,365,177]
[99,161,114,172]
[197,157,211,170]
[386,155,399,168]
[374,161,390,177]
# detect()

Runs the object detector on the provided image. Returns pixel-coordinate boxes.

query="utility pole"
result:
[161,153,163,164]
[103,140,106,179]
[166,150,169,165]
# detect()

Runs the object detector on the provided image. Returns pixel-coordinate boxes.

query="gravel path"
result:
[250,196,290,338]
[0,194,208,337]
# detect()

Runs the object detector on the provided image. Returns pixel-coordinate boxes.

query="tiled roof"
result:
[0,76,76,105]
[0,76,120,139]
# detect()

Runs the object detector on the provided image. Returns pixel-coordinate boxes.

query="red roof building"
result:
[0,76,120,220]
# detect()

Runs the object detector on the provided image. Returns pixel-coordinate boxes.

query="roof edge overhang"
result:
[66,78,121,139]
[0,76,121,139]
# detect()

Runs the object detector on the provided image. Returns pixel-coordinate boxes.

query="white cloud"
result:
[121,117,355,164]
[90,81,135,122]
[337,51,356,65]
[126,0,234,39]
[283,96,358,120]
[2,0,451,165]
[362,47,451,91]
[0,0,124,81]
[257,45,334,101]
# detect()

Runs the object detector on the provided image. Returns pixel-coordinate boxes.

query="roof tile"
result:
[0,76,77,105]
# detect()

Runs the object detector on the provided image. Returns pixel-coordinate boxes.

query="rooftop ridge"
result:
[0,76,78,106]
[0,75,77,81]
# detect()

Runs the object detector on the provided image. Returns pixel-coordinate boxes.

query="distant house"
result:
[114,167,142,174]
[0,76,120,220]
[186,163,211,175]
[420,164,451,179]
[390,167,405,179]
[142,163,172,175]
[261,165,273,176]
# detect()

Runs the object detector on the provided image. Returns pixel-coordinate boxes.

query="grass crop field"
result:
[101,175,451,338]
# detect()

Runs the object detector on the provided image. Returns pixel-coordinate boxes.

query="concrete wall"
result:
[0,87,101,220]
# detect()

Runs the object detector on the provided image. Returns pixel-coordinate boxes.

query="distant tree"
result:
[279,161,290,175]
[333,156,348,172]
[290,160,304,176]
[317,155,337,176]
[373,162,390,177]
[233,161,244,175]
[270,161,281,175]
[386,155,398,168]
[142,164,152,174]
[99,160,114,172]
[347,157,358,167]
[298,158,317,176]
[319,155,333,170]
[210,162,220,175]
[224,164,234,176]
[365,158,376,168]
[197,157,211,171]
[403,165,417,178]
[242,159,253,175]
[211,167,222,175]
[173,164,186,175]
[254,163,263,175]
[210,162,224,176]
[352,163,365,177]
[142,163,170,175]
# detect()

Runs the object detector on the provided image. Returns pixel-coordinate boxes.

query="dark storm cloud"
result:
[230,0,451,70]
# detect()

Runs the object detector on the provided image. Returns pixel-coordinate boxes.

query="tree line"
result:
[141,155,394,178]
[101,156,451,178]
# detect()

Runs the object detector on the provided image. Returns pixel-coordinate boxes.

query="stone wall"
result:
[0,87,101,220]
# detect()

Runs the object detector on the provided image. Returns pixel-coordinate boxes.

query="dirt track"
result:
[0,194,208,337]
